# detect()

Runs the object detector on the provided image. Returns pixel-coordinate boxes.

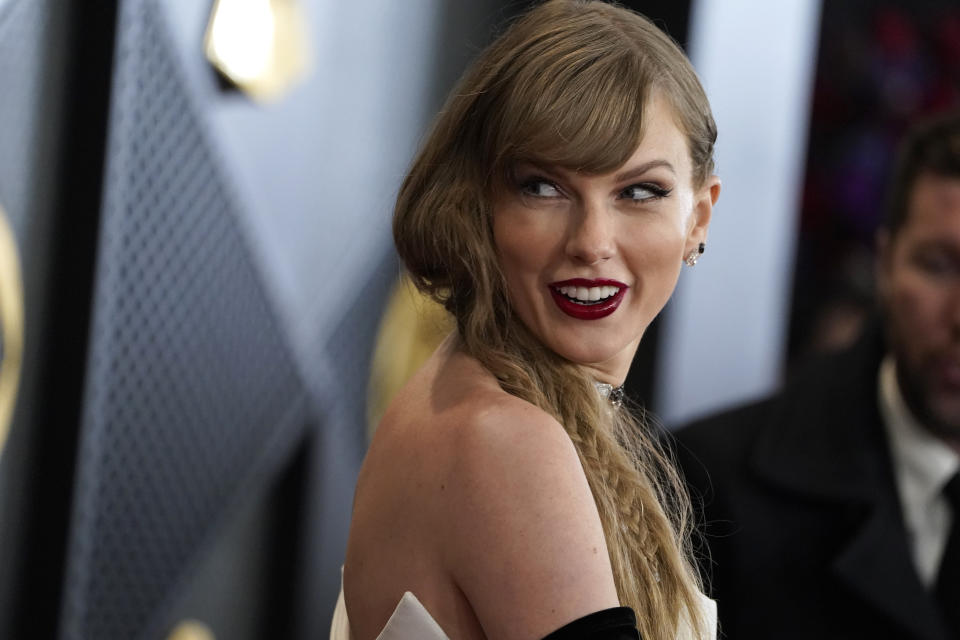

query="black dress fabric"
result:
[541,606,640,639]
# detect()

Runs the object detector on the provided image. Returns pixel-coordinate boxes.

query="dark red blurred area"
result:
[788,0,960,366]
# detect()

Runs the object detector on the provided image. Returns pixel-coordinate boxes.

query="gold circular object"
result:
[166,620,216,640]
[367,276,453,439]
[0,203,23,461]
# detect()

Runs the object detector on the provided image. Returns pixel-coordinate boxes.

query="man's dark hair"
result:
[884,111,960,235]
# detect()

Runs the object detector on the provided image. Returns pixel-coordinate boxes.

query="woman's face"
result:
[492,93,720,384]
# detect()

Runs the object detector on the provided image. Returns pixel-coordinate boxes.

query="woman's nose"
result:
[565,200,616,264]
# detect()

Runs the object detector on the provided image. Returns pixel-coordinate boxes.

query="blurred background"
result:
[0,0,957,638]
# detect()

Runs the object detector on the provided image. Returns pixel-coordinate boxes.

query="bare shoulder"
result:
[452,389,571,466]
[447,391,588,509]
[443,390,621,640]
[348,345,620,639]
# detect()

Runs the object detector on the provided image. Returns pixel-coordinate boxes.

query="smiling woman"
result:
[493,93,715,382]
[335,2,720,639]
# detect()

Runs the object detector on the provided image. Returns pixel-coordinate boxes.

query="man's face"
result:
[879,172,960,446]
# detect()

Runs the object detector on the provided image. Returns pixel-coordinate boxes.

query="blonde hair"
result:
[394,1,716,637]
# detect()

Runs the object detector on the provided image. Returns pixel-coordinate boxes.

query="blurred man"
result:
[675,112,960,640]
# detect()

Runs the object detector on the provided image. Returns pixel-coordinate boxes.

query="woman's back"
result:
[343,338,621,640]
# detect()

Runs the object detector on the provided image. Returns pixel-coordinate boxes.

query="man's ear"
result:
[686,176,721,253]
[876,228,892,300]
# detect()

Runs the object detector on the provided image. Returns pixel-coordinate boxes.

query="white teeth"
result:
[555,284,620,303]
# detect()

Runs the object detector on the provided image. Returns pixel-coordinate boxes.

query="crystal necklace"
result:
[593,381,625,408]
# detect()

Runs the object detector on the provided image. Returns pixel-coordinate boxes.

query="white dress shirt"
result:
[879,356,960,587]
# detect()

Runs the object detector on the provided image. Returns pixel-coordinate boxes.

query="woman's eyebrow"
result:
[614,160,675,182]
[514,161,563,179]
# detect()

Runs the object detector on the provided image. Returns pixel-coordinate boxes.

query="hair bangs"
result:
[488,35,651,179]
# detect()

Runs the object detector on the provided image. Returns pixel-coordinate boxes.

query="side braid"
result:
[454,296,706,638]
[572,413,672,638]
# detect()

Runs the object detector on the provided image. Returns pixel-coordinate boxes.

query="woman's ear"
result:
[685,175,721,253]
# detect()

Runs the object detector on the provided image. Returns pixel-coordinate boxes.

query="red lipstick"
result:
[549,278,628,320]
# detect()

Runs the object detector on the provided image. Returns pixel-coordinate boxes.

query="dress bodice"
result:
[330,582,447,640]
[330,578,717,640]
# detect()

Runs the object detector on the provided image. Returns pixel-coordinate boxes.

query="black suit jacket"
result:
[674,328,954,639]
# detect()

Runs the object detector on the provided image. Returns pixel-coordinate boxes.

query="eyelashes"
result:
[519,178,563,198]
[516,175,672,204]
[619,183,673,202]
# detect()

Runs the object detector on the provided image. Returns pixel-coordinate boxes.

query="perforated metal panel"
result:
[58,0,311,637]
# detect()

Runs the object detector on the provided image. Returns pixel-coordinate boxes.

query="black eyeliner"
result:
[623,182,673,200]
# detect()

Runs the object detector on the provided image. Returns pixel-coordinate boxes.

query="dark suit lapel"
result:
[750,325,948,640]
[831,496,947,640]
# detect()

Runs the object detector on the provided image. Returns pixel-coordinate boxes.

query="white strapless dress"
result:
[329,577,717,640]
[330,583,449,640]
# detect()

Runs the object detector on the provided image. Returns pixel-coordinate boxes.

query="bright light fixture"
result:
[208,0,276,84]
[205,0,310,102]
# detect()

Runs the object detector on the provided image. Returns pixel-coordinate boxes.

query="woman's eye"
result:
[620,183,670,202]
[520,179,562,198]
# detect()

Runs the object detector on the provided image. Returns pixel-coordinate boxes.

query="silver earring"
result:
[685,242,705,267]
